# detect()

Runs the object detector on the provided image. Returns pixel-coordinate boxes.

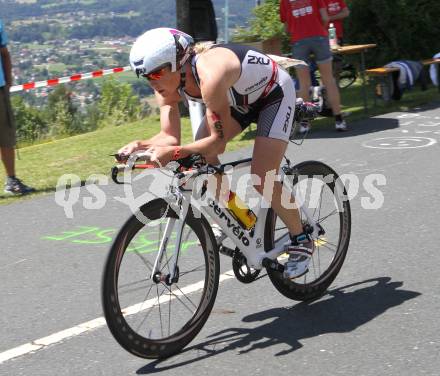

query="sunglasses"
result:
[142,67,168,81]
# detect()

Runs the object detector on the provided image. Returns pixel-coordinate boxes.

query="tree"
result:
[112,51,128,67]
[45,85,81,137]
[48,100,75,138]
[231,0,290,52]
[238,0,284,40]
[345,0,440,64]
[11,96,48,143]
[96,77,146,128]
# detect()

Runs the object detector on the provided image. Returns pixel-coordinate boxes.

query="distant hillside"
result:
[0,0,256,41]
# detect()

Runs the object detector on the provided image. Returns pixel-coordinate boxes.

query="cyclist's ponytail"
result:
[193,41,215,55]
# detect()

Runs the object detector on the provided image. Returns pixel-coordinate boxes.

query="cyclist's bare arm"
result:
[118,90,181,155]
[150,90,182,146]
[319,7,329,25]
[328,7,349,22]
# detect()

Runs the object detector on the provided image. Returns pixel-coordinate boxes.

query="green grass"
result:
[24,43,53,50]
[1,80,439,205]
[109,71,139,84]
[47,63,68,74]
[87,72,141,86]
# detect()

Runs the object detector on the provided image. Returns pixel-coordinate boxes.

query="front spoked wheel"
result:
[265,161,351,301]
[102,199,219,359]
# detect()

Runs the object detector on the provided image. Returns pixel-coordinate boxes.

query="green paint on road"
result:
[42,226,199,254]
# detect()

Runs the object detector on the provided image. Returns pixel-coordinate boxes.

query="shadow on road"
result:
[0,186,58,202]
[303,117,400,140]
[300,99,440,140]
[241,116,400,143]
[137,276,420,373]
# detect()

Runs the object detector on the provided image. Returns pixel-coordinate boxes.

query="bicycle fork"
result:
[150,194,190,286]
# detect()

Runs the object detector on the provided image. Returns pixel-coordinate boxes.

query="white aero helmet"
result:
[129,27,194,77]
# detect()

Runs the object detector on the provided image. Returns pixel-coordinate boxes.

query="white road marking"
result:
[419,122,440,127]
[362,137,437,149]
[399,121,414,126]
[0,259,27,270]
[0,271,235,365]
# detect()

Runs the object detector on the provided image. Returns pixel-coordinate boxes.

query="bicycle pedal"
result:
[262,258,285,273]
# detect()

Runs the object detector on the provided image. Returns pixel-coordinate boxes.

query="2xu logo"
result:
[283,106,292,133]
[247,55,270,65]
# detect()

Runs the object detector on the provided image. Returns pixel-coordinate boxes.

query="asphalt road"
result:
[1,102,440,376]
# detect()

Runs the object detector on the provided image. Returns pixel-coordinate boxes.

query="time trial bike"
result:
[101,100,351,359]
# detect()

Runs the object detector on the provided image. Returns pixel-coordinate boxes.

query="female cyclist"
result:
[118,27,313,279]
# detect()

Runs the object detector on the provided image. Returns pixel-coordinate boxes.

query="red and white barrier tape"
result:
[10,66,132,93]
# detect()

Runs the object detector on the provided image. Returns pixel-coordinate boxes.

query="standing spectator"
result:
[307,0,350,91]
[0,19,34,195]
[326,0,350,87]
[325,0,350,45]
[280,0,347,132]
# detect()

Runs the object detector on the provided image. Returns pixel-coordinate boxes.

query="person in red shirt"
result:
[325,0,350,44]
[280,0,347,131]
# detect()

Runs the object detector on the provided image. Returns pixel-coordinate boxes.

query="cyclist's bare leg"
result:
[318,60,341,115]
[296,66,312,102]
[251,136,303,236]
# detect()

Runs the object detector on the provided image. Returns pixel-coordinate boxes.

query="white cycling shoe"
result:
[283,238,314,279]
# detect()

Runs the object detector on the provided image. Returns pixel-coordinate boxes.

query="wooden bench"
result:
[366,67,400,103]
[366,67,400,76]
[366,58,440,104]
[422,58,440,67]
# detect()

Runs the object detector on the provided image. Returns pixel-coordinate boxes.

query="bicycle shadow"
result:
[137,276,420,373]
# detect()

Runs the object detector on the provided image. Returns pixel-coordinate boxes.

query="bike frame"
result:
[149,157,321,280]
